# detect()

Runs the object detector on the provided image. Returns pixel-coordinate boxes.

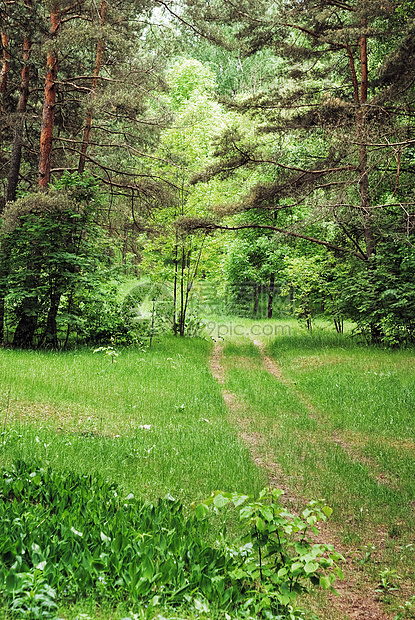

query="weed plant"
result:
[0,461,338,620]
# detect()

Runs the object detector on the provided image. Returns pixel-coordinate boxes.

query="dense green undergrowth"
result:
[0,460,342,620]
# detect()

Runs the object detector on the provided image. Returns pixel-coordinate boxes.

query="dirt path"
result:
[209,342,393,620]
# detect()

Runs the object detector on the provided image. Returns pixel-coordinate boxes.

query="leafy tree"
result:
[0,0,167,203]
[174,0,415,343]
[139,57,239,335]
[0,0,175,345]
[0,173,113,348]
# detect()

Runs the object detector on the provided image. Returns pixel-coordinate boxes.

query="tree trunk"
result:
[38,3,60,189]
[180,240,204,336]
[0,29,10,112]
[78,0,107,174]
[179,246,185,336]
[13,283,40,349]
[253,284,259,315]
[172,234,178,336]
[7,19,32,202]
[289,286,295,314]
[0,3,33,342]
[39,289,62,349]
[13,312,38,348]
[267,272,275,319]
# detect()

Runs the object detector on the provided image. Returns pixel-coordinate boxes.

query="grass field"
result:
[0,336,264,503]
[0,319,414,619]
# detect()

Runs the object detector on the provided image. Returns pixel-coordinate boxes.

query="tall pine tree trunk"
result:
[7,3,32,202]
[78,0,106,174]
[0,27,10,113]
[38,3,60,189]
[0,1,33,342]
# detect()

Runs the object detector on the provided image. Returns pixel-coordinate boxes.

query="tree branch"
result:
[183,221,366,259]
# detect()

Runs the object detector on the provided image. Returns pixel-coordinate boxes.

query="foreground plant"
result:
[0,461,343,619]
[196,488,344,614]
[93,344,120,363]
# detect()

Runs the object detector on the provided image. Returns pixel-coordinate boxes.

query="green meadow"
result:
[0,336,264,503]
[1,320,414,620]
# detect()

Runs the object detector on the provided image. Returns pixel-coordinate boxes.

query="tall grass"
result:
[0,336,265,503]
[219,324,415,617]
[269,331,415,440]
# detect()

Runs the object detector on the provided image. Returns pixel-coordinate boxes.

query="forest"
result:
[1,3,415,620]
[1,0,415,348]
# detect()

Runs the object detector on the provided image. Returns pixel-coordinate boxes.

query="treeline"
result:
[1,1,415,347]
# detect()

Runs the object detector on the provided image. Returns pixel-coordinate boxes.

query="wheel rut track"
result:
[209,341,393,620]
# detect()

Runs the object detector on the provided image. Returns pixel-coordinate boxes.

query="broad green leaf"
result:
[320,575,332,589]
[290,562,303,573]
[304,562,318,574]
[213,494,229,509]
[195,503,209,520]
[255,516,266,533]
[322,506,333,517]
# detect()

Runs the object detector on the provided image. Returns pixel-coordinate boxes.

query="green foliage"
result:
[174,0,415,347]
[0,460,234,615]
[93,344,120,363]
[0,175,122,348]
[338,239,415,346]
[6,572,58,620]
[198,488,344,614]
[375,568,401,593]
[282,255,344,333]
[167,58,216,109]
[0,461,339,619]
[394,596,415,620]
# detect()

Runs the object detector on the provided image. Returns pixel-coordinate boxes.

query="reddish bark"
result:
[38,3,60,189]
[346,43,360,104]
[0,31,10,111]
[78,0,107,175]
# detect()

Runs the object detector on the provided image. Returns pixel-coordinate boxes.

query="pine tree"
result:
[0,0,172,346]
[174,0,415,342]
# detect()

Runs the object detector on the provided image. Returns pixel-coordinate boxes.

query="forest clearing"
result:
[0,320,414,620]
[2,0,415,618]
